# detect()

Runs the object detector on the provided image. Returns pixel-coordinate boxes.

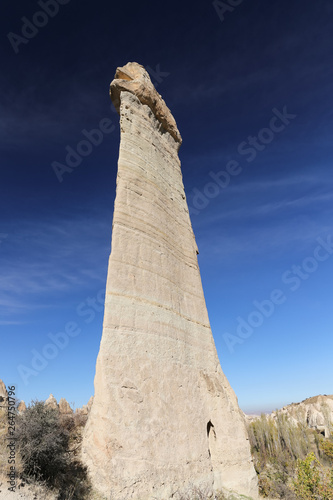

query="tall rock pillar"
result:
[82,62,258,500]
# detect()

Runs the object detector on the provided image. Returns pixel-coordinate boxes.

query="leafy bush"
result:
[320,439,333,463]
[292,452,333,500]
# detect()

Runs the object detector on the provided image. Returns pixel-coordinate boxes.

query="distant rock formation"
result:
[75,396,93,416]
[0,380,25,414]
[82,62,258,500]
[45,394,58,409]
[272,395,333,438]
[87,395,93,411]
[244,395,333,438]
[59,398,73,415]
[1,381,24,413]
[0,380,7,411]
[17,401,26,413]
[44,394,74,415]
[0,385,91,419]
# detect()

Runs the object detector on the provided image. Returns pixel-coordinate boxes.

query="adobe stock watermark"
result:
[17,289,105,385]
[188,106,297,216]
[52,64,170,183]
[6,385,17,493]
[52,118,116,183]
[223,235,333,353]
[213,0,244,23]
[7,0,71,55]
[146,65,170,88]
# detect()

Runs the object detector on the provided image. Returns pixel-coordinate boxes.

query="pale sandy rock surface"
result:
[75,406,88,416]
[244,394,333,438]
[17,401,26,413]
[75,396,93,416]
[44,394,58,410]
[82,63,258,500]
[0,381,7,408]
[271,394,333,437]
[87,396,93,411]
[243,414,260,425]
[110,62,182,145]
[58,398,72,415]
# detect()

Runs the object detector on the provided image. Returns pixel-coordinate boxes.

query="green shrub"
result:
[248,413,316,499]
[248,413,333,500]
[292,452,333,500]
[248,413,312,466]
[320,439,333,463]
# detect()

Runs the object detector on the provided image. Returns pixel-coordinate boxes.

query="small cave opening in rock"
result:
[207,420,217,463]
[207,420,214,437]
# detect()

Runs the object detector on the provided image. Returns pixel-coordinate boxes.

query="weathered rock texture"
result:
[272,395,333,438]
[45,394,58,410]
[17,400,26,413]
[0,380,7,410]
[110,62,182,145]
[59,398,73,415]
[82,62,258,500]
[244,395,333,439]
[76,396,94,417]
[44,395,73,415]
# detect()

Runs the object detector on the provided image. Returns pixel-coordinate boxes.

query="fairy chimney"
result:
[82,62,258,500]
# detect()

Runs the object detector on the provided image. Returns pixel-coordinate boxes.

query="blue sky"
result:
[1,0,332,413]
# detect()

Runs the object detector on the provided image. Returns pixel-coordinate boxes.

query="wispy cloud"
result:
[192,172,333,260]
[192,173,333,224]
[209,191,333,223]
[0,73,116,149]
[0,320,30,326]
[199,222,333,261]
[0,215,111,317]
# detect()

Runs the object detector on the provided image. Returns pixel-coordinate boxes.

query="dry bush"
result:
[0,407,24,485]
[0,410,7,473]
[171,483,226,500]
[15,400,92,500]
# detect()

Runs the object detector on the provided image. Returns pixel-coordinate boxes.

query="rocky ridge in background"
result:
[0,386,94,417]
[244,394,333,438]
[0,380,7,409]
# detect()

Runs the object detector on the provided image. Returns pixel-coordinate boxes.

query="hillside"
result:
[245,395,333,498]
[245,394,333,438]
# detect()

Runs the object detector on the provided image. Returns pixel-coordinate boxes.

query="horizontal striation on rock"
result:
[82,63,258,500]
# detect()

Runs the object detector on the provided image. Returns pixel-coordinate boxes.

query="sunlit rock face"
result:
[82,62,258,500]
[0,380,8,409]
[272,395,333,438]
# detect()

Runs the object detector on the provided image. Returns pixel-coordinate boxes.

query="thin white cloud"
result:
[0,215,111,316]
[0,320,30,325]
[197,220,333,261]
[191,170,333,260]
[217,191,333,221]
[191,173,333,231]
[0,73,116,149]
